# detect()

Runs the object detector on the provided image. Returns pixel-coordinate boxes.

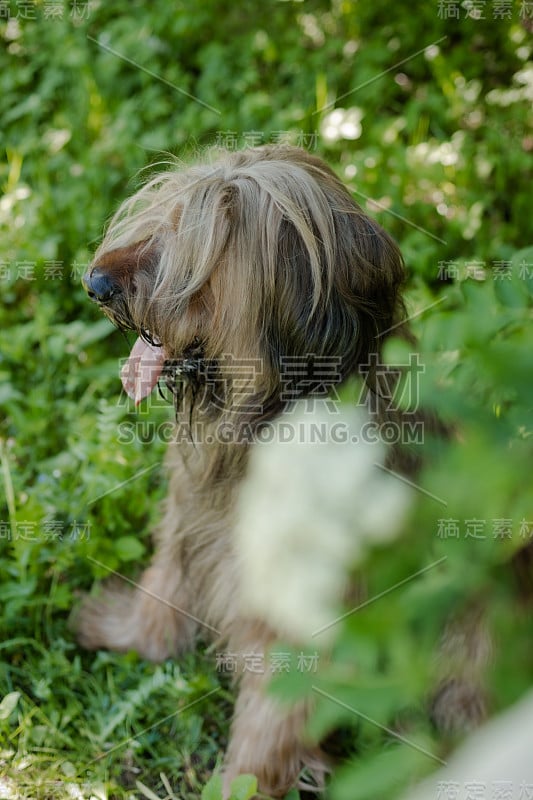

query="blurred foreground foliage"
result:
[0,0,532,798]
[301,250,533,799]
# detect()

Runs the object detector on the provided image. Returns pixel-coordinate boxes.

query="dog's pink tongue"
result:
[121,337,166,406]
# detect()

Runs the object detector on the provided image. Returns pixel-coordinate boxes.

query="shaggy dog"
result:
[78,145,420,795]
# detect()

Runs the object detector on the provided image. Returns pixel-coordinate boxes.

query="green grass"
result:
[0,647,230,799]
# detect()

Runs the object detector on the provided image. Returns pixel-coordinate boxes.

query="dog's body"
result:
[79,145,422,794]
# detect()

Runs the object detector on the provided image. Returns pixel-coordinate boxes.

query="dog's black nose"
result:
[82,269,118,304]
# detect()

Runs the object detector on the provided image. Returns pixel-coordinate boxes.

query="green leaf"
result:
[283,791,300,800]
[493,271,528,309]
[114,535,146,561]
[136,780,167,800]
[331,744,431,800]
[510,246,533,299]
[201,774,223,800]
[229,774,258,800]
[0,692,21,720]
[60,761,76,778]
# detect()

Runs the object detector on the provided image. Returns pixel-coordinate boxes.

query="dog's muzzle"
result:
[82,268,120,305]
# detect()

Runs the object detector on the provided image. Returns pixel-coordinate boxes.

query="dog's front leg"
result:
[74,561,197,662]
[222,623,329,798]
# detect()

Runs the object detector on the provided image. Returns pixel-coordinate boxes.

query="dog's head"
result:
[83,145,405,417]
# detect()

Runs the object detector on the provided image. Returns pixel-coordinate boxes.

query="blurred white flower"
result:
[43,128,72,154]
[235,403,411,642]
[321,107,363,143]
[487,65,533,106]
[403,690,533,800]
[424,44,440,61]
[407,133,465,168]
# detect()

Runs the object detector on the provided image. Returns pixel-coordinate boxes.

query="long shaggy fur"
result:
[76,145,429,795]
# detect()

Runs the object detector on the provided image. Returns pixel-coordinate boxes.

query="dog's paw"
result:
[71,568,196,661]
[430,678,487,734]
